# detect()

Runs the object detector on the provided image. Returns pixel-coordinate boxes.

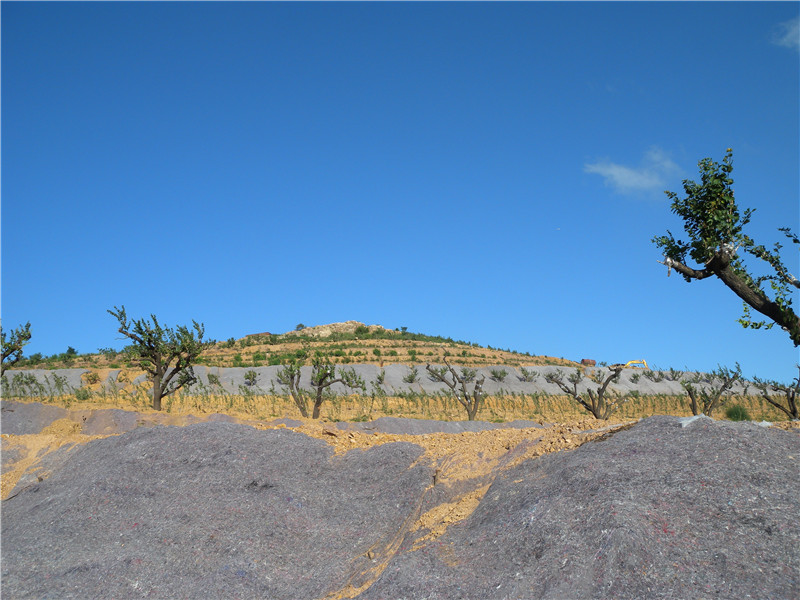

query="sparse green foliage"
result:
[545,366,626,420]
[25,353,43,366]
[308,359,364,419]
[490,368,508,382]
[681,364,742,417]
[518,367,539,383]
[666,368,684,382]
[643,370,664,383]
[426,356,486,420]
[75,387,92,402]
[654,149,799,345]
[276,362,307,416]
[244,370,258,387]
[403,366,420,384]
[1,321,32,375]
[107,305,213,411]
[427,365,448,382]
[295,323,306,331]
[460,367,477,383]
[276,358,364,419]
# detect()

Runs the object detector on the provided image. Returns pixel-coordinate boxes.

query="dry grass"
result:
[13,390,791,424]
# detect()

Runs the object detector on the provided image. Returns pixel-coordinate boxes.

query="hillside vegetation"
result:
[13,321,579,371]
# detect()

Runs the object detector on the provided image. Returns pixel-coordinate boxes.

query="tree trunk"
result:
[686,388,700,416]
[312,389,324,419]
[152,383,163,411]
[291,391,308,418]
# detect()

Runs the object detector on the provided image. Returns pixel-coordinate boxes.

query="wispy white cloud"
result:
[584,146,680,195]
[772,16,800,51]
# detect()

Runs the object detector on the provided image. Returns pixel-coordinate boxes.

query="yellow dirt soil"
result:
[1,420,112,500]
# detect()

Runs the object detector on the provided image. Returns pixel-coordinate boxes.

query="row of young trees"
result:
[1,319,798,421]
[2,150,797,420]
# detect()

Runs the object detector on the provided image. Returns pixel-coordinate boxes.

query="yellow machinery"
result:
[610,359,649,369]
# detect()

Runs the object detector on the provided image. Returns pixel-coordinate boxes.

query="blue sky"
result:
[2,2,798,383]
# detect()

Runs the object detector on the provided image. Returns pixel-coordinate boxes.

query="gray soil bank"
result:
[2,422,430,599]
[2,364,760,398]
[362,416,800,600]
[336,416,544,435]
[2,414,798,599]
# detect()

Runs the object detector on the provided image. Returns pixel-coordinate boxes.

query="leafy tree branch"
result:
[1,322,32,375]
[653,149,799,345]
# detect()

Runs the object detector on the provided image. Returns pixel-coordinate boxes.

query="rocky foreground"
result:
[1,403,798,599]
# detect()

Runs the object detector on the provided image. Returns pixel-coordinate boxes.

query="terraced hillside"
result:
[12,321,579,370]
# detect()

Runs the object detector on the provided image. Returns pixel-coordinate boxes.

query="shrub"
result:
[490,368,508,382]
[244,370,258,387]
[403,366,420,384]
[725,404,751,421]
[97,347,117,359]
[460,367,477,383]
